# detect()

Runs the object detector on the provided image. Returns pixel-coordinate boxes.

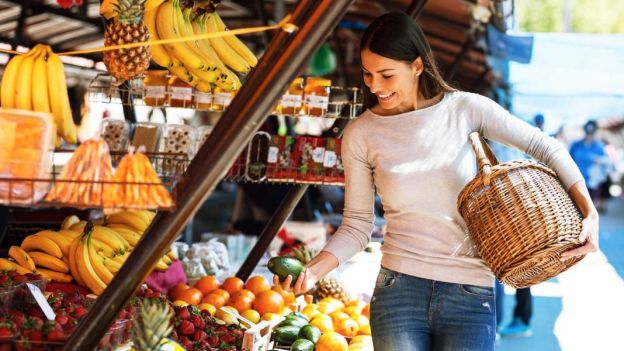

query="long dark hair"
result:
[360,12,455,110]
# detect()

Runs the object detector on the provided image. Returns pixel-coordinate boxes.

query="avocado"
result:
[298,325,321,344]
[267,256,305,284]
[290,338,315,351]
[273,325,302,345]
[289,312,310,322]
[278,316,308,329]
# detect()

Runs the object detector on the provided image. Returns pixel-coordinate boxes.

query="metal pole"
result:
[62,1,354,349]
[406,0,428,17]
[236,185,308,280]
[444,37,473,80]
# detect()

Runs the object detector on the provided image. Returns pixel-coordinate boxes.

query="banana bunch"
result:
[291,246,317,264]
[0,44,77,145]
[145,0,257,92]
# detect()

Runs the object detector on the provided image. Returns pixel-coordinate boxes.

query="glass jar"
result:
[211,87,236,112]
[303,77,331,117]
[194,87,213,110]
[142,70,168,107]
[278,77,304,116]
[168,76,193,108]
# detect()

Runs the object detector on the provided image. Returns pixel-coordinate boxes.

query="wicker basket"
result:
[457,133,585,288]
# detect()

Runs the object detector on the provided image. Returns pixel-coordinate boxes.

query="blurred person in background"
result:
[570,120,612,212]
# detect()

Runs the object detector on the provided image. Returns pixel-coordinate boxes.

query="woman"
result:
[276,12,598,351]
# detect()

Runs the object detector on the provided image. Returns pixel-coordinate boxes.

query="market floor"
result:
[496,196,624,351]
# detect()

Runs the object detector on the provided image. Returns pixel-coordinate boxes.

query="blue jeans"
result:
[370,267,496,351]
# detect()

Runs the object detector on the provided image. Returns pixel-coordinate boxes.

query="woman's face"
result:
[361,49,422,114]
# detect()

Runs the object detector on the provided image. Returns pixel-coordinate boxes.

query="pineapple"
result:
[103,0,151,83]
[132,299,173,351]
[315,277,352,305]
[291,246,352,305]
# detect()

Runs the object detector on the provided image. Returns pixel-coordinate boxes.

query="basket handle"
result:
[469,132,499,186]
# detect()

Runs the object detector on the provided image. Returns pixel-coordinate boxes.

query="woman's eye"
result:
[382,75,393,79]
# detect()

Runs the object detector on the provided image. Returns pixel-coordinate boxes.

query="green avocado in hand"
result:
[268,256,305,286]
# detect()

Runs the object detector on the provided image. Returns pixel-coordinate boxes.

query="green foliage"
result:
[515,0,624,33]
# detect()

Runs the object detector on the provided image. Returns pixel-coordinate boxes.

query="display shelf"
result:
[88,73,364,119]
[0,151,186,211]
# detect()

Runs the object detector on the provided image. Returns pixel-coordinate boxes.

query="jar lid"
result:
[306,77,331,87]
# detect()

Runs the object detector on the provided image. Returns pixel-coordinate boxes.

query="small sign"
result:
[27,283,55,321]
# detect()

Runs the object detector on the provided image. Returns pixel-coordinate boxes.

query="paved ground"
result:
[496,196,624,351]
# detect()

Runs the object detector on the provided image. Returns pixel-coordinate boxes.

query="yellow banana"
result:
[190,15,229,81]
[176,9,220,82]
[15,264,33,275]
[94,226,130,252]
[69,221,87,232]
[145,0,165,12]
[76,231,106,295]
[127,210,154,227]
[14,47,39,110]
[166,249,177,261]
[110,251,129,265]
[169,59,200,87]
[28,251,69,273]
[160,254,172,265]
[61,215,80,230]
[153,258,169,271]
[9,246,35,271]
[36,268,72,283]
[99,252,122,273]
[92,238,117,258]
[144,4,172,68]
[69,237,87,288]
[107,212,150,232]
[0,53,25,108]
[0,258,17,271]
[21,235,63,259]
[31,45,51,114]
[108,227,142,247]
[87,235,114,284]
[46,46,77,144]
[107,223,140,232]
[213,11,258,67]
[205,13,250,73]
[34,230,72,258]
[156,0,206,71]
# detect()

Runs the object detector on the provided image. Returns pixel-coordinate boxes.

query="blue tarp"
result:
[507,33,624,129]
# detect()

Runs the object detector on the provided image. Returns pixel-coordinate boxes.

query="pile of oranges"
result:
[302,297,371,338]
[168,275,296,325]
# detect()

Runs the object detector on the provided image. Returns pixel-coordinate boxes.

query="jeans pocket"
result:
[374,267,399,289]
[460,284,494,298]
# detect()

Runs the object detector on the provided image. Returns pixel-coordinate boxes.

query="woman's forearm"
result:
[306,251,339,281]
[568,181,598,219]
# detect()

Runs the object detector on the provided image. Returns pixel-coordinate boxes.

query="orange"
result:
[330,311,350,324]
[202,293,226,309]
[228,295,254,313]
[194,275,220,295]
[176,288,203,306]
[232,289,256,301]
[172,300,188,308]
[358,324,371,336]
[317,303,338,315]
[354,314,370,329]
[197,303,217,316]
[350,335,372,345]
[221,277,244,295]
[302,307,320,320]
[361,303,370,318]
[348,300,367,312]
[316,332,348,351]
[272,286,296,304]
[168,283,190,301]
[244,276,271,296]
[310,314,334,333]
[211,288,231,302]
[320,297,345,309]
[252,290,285,316]
[336,318,359,337]
[261,312,282,323]
[241,309,261,324]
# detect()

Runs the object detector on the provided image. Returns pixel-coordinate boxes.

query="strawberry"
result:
[46,329,66,342]
[192,330,207,341]
[180,338,193,350]
[55,314,68,326]
[207,335,220,348]
[191,315,205,330]
[219,333,236,345]
[178,320,195,336]
[176,307,191,320]
[72,306,88,319]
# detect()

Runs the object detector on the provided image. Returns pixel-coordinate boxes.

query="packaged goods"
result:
[303,77,331,117]
[323,138,345,184]
[160,124,195,175]
[0,109,54,204]
[245,132,271,181]
[294,137,326,182]
[168,76,193,108]
[143,70,169,106]
[194,90,213,110]
[131,122,161,153]
[100,119,130,166]
[266,135,296,182]
[277,77,304,115]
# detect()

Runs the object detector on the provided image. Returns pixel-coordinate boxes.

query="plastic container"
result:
[0,109,54,205]
[159,124,195,176]
[100,119,131,166]
[302,77,331,117]
[194,90,213,110]
[13,278,48,305]
[0,286,16,313]
[277,77,304,115]
[143,70,169,107]
[130,122,162,153]
[327,86,349,118]
[168,77,193,108]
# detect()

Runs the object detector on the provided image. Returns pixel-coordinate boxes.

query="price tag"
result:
[144,86,165,98]
[214,92,233,106]
[267,146,279,163]
[312,147,325,163]
[305,95,329,109]
[281,94,303,108]
[170,87,193,101]
[27,283,55,321]
[323,151,337,168]
[195,92,213,104]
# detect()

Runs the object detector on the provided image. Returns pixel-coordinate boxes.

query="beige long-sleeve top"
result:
[322,91,585,287]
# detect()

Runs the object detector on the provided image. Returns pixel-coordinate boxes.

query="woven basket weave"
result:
[457,133,585,288]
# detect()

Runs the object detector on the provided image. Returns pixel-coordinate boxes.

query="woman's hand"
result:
[561,212,599,259]
[273,268,317,295]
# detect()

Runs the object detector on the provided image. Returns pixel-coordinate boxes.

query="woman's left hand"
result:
[561,212,599,259]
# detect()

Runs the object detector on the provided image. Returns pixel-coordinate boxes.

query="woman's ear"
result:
[412,57,423,76]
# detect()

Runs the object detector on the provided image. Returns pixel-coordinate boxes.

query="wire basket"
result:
[457,133,585,288]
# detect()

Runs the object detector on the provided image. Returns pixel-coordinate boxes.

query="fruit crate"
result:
[88,73,363,118]
[0,151,186,211]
